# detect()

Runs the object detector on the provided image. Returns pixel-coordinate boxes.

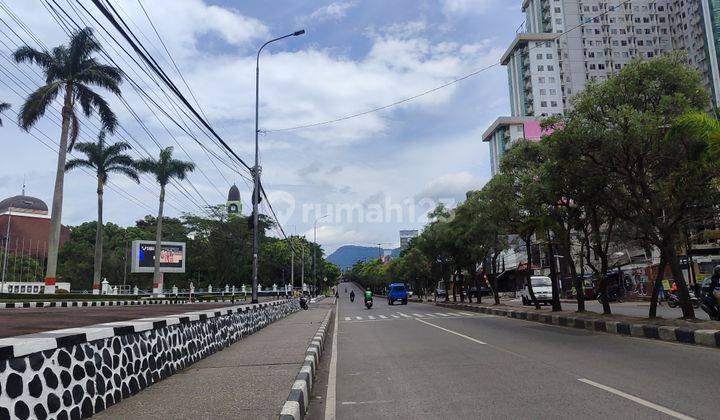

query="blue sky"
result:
[0,0,524,253]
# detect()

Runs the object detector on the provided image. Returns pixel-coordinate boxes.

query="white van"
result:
[520,276,553,305]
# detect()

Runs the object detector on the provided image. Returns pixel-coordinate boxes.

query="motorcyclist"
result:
[364,287,373,302]
[705,265,720,315]
[349,290,355,302]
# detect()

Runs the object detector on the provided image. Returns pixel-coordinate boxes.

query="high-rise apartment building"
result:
[399,230,419,250]
[483,0,720,175]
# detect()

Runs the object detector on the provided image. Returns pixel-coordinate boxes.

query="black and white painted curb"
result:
[0,298,257,309]
[0,299,299,420]
[279,308,333,420]
[437,302,720,349]
[0,299,190,309]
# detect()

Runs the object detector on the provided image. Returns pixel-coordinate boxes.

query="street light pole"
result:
[252,29,305,304]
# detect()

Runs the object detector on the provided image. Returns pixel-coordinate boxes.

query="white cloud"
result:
[416,171,485,202]
[301,1,357,24]
[175,30,503,145]
[116,0,268,60]
[440,0,497,16]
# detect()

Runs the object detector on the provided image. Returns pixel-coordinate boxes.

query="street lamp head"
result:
[293,29,306,36]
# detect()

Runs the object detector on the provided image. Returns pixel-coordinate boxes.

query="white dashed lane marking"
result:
[341,312,483,323]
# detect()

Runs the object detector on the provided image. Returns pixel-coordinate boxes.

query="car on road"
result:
[520,276,553,305]
[469,284,492,298]
[388,282,409,305]
[435,281,447,299]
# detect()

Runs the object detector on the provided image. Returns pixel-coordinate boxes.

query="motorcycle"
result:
[596,288,622,304]
[701,294,720,320]
[365,298,373,309]
[299,295,308,310]
[350,293,355,303]
[667,291,701,309]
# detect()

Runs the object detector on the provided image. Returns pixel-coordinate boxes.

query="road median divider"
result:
[279,307,333,420]
[0,299,299,419]
[436,302,720,349]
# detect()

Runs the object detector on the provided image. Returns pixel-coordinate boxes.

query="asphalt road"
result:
[312,282,719,420]
[0,302,240,338]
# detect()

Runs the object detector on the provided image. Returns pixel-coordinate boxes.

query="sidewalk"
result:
[96,303,332,420]
[438,300,720,331]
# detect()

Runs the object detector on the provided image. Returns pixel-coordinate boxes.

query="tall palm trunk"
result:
[153,185,165,294]
[44,83,73,294]
[93,178,103,294]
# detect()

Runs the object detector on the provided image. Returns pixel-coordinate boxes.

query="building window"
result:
[541,101,548,107]
[538,65,544,71]
[551,101,558,107]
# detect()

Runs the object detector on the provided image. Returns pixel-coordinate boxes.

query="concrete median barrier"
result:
[0,299,299,419]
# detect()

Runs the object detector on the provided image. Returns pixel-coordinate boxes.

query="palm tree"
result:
[0,102,10,126]
[137,147,195,294]
[65,130,138,293]
[14,27,122,293]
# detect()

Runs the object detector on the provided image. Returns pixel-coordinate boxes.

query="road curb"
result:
[0,298,260,309]
[279,307,333,420]
[436,302,720,349]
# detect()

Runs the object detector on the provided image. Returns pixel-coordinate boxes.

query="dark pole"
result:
[252,29,305,304]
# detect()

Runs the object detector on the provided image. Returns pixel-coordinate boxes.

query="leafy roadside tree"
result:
[498,141,550,310]
[14,28,122,291]
[65,130,138,292]
[543,115,626,314]
[555,54,715,318]
[137,147,195,292]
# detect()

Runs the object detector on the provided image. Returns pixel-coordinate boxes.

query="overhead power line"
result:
[88,0,252,172]
[38,0,230,217]
[264,0,634,133]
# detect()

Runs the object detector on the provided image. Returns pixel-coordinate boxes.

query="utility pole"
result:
[301,241,305,292]
[252,29,306,304]
[314,215,327,296]
[122,239,129,288]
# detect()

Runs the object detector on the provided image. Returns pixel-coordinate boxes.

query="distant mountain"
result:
[327,245,400,270]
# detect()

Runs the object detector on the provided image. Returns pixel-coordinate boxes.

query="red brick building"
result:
[0,194,71,259]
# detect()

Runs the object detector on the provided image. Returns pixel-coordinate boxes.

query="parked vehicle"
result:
[388,282,408,305]
[435,281,447,299]
[667,291,701,309]
[468,284,491,298]
[520,276,553,305]
[596,284,622,304]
